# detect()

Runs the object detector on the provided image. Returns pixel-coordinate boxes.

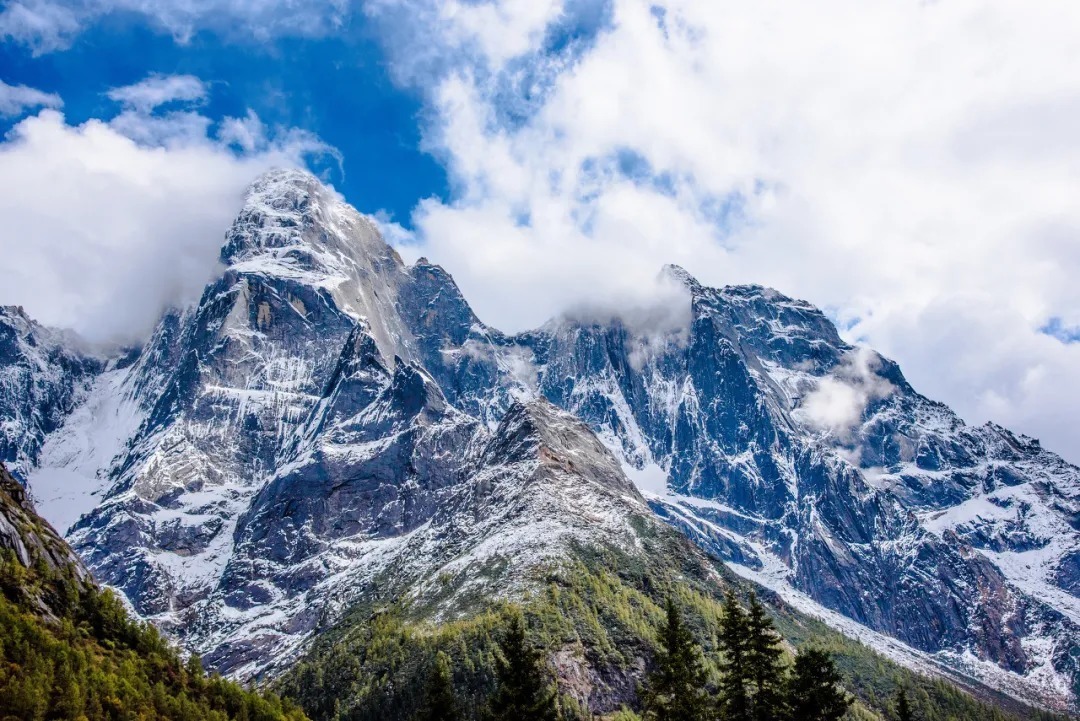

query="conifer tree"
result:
[417,651,461,721]
[485,611,558,721]
[786,648,851,721]
[717,591,752,721]
[745,593,787,721]
[642,597,709,721]
[895,687,914,721]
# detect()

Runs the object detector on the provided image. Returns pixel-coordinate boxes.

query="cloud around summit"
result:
[361,0,1080,462]
[0,74,336,344]
[1,0,1080,461]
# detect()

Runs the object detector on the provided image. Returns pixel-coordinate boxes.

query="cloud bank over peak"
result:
[359,0,1080,462]
[0,74,338,344]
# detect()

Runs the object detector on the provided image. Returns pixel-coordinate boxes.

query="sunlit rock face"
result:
[7,169,1078,710]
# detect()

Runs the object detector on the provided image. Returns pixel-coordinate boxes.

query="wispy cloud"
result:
[0,78,62,117]
[797,348,895,441]
[107,73,207,113]
[0,0,352,53]
[0,0,79,55]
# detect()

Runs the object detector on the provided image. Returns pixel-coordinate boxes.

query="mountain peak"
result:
[659,263,702,291]
[248,166,324,196]
[220,167,351,266]
[484,399,640,497]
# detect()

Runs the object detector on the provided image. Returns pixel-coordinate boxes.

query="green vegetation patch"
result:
[0,548,307,721]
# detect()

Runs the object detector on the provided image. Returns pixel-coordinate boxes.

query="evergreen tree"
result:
[717,591,752,721]
[642,597,709,721]
[417,651,461,721]
[485,611,558,721]
[786,648,851,721]
[895,687,914,721]
[745,593,787,721]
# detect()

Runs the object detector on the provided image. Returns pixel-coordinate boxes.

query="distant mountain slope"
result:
[0,306,101,481]
[4,169,1077,713]
[273,549,1070,721]
[507,269,1080,710]
[0,460,307,720]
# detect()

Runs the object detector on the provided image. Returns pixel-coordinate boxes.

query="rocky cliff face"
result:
[8,169,1079,711]
[0,307,102,482]
[509,272,1080,707]
[0,461,90,595]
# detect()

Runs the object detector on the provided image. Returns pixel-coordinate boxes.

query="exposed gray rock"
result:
[5,169,1077,711]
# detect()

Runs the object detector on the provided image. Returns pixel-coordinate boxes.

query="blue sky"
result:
[0,9,446,225]
[1,0,1080,462]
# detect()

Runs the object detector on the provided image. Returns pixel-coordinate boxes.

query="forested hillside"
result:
[0,461,307,721]
[277,535,1067,721]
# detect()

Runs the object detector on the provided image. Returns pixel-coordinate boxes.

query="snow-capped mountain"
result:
[6,169,1078,711]
[510,271,1080,709]
[0,305,102,483]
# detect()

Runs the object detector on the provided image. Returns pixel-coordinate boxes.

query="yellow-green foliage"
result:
[276,538,1069,721]
[0,549,307,721]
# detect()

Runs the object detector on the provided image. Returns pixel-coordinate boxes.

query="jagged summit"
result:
[0,304,30,320]
[658,262,701,290]
[221,166,398,270]
[6,170,1079,712]
[660,264,804,305]
[483,399,640,498]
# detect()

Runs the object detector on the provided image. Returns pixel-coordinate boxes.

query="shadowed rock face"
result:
[0,461,92,619]
[516,275,1079,700]
[0,307,102,481]
[5,169,1079,710]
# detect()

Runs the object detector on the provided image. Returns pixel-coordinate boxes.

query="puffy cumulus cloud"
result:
[0,0,351,53]
[361,0,1080,462]
[0,78,62,117]
[0,79,337,344]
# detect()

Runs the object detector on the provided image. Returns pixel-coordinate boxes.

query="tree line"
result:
[0,548,308,721]
[642,591,849,721]
[407,590,907,721]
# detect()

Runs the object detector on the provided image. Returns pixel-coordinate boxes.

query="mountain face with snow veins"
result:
[5,169,1078,713]
[0,306,103,482]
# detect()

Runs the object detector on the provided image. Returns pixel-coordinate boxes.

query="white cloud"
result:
[359,0,1080,462]
[797,348,895,441]
[0,78,62,117]
[0,95,336,344]
[218,110,267,153]
[3,0,1079,464]
[0,0,79,54]
[107,73,207,112]
[0,0,350,53]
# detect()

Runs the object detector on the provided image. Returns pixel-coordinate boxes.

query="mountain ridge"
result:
[3,168,1077,713]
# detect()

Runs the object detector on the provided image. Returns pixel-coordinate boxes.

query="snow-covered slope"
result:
[8,170,657,682]
[511,270,1080,711]
[5,169,1078,712]
[0,306,102,482]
